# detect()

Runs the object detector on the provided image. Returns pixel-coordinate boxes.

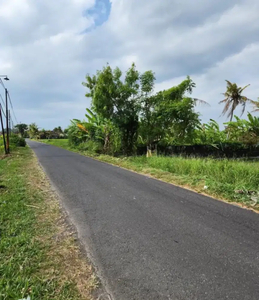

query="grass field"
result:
[38,139,259,209]
[0,146,97,300]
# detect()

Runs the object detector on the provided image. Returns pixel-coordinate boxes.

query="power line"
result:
[7,91,18,124]
[0,85,18,125]
[0,78,5,89]
[0,103,6,118]
[0,94,5,110]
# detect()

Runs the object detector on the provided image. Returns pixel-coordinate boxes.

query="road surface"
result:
[28,140,259,300]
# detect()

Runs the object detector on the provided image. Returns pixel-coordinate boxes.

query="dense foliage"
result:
[65,63,258,156]
[0,134,26,152]
[9,134,26,147]
[68,64,209,155]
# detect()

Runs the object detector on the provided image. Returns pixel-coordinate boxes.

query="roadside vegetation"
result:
[0,145,97,299]
[11,62,259,208]
[39,138,259,209]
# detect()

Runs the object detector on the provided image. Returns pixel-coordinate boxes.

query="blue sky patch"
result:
[84,0,111,32]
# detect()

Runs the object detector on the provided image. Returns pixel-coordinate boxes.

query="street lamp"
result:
[0,75,10,81]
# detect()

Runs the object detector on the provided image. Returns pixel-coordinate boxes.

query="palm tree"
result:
[219,80,251,121]
[28,123,39,139]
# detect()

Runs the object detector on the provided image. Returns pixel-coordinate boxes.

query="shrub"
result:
[77,140,103,153]
[10,135,26,147]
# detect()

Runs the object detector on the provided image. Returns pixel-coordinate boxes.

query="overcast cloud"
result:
[0,0,258,129]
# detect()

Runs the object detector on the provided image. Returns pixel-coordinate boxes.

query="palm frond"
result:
[240,84,250,93]
[222,99,231,115]
[193,98,210,106]
[250,99,259,112]
[219,98,228,104]
[225,80,232,87]
[240,102,246,117]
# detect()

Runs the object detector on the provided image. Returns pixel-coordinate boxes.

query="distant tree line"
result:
[14,123,67,140]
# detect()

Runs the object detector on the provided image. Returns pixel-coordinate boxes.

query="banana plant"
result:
[224,113,259,144]
[247,113,259,135]
[68,120,88,144]
[196,119,227,145]
[74,109,117,152]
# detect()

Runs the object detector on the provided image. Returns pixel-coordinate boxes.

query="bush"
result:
[77,140,103,153]
[10,135,26,147]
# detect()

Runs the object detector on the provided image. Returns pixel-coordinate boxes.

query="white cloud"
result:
[0,0,258,129]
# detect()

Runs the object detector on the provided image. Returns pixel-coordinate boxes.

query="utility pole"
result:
[0,103,7,154]
[5,88,9,154]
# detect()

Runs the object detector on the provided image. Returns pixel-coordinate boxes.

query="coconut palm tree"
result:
[28,123,39,139]
[219,80,251,121]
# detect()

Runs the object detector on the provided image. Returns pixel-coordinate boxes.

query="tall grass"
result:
[129,156,257,186]
[126,156,259,202]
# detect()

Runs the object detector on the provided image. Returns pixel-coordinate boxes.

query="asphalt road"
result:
[28,140,259,300]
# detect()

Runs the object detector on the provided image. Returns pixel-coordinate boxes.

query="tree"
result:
[52,126,63,138]
[28,123,39,139]
[15,123,28,137]
[82,65,207,153]
[139,71,156,150]
[154,76,202,144]
[53,126,63,133]
[38,128,47,139]
[219,80,251,121]
[83,63,145,155]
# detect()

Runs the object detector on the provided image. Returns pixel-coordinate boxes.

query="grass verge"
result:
[38,139,259,210]
[0,146,98,300]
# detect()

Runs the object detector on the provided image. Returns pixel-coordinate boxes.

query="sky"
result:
[0,0,259,130]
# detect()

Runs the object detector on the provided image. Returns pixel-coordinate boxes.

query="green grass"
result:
[39,139,70,147]
[0,146,96,300]
[125,156,259,203]
[37,139,259,208]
